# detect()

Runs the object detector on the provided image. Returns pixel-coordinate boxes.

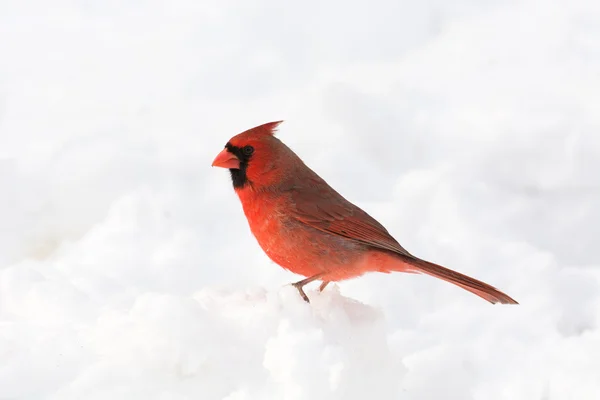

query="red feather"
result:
[290,175,414,258]
[238,121,283,137]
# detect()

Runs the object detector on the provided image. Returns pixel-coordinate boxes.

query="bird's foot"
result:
[291,273,326,303]
[292,281,310,303]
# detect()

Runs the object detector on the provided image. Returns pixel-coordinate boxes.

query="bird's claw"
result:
[292,282,310,303]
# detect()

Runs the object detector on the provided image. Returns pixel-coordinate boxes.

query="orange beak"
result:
[211,148,240,169]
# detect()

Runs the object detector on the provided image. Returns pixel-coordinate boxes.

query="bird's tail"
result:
[398,256,518,305]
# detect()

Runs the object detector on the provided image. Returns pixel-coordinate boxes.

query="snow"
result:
[1,0,600,398]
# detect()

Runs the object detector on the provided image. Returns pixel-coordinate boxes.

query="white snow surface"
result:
[1,0,600,399]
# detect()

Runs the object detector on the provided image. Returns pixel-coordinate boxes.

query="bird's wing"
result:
[289,177,415,259]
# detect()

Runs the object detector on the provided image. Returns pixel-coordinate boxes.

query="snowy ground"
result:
[1,0,600,399]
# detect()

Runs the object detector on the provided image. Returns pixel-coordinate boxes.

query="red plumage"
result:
[212,121,518,304]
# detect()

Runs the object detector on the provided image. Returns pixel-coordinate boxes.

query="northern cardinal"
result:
[212,121,518,304]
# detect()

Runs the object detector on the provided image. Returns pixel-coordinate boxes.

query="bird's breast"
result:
[237,190,299,261]
[235,188,367,278]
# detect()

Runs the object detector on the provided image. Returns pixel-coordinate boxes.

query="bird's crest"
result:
[240,121,283,137]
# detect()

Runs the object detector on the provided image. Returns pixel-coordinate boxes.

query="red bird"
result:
[212,121,518,304]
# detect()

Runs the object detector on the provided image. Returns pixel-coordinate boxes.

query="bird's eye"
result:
[242,145,254,156]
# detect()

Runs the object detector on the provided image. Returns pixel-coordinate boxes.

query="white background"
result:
[1,0,599,399]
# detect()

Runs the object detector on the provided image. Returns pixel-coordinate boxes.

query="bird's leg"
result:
[319,281,329,292]
[291,273,325,303]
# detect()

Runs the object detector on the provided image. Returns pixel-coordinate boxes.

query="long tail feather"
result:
[402,256,518,305]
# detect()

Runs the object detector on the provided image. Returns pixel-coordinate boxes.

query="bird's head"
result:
[212,121,297,189]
